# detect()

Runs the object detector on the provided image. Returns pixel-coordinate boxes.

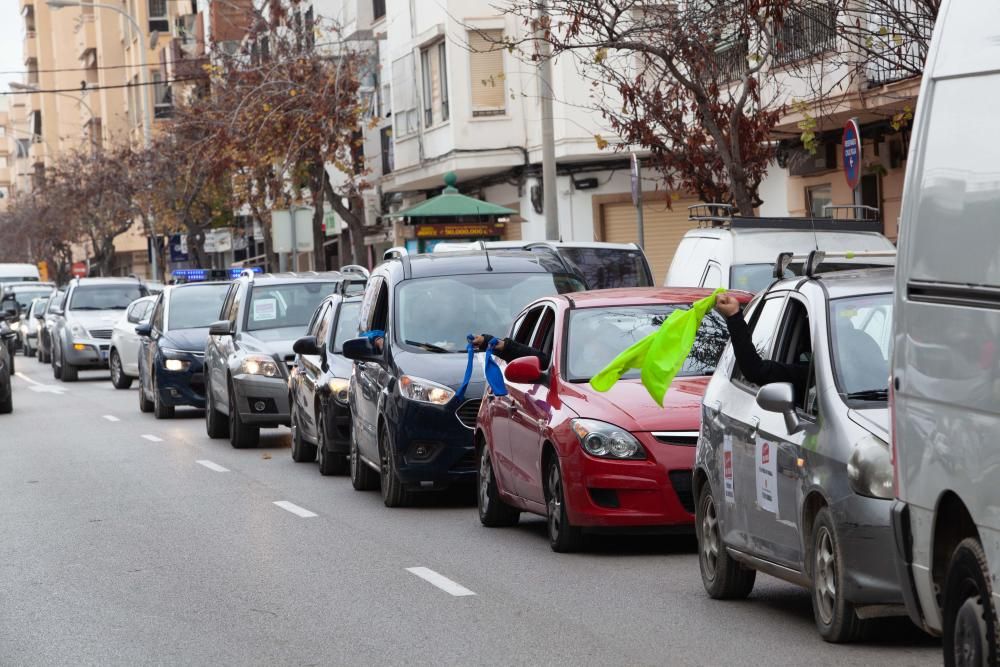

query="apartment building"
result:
[0,100,16,212]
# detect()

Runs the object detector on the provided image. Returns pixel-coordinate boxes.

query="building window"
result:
[806,184,833,217]
[153,70,172,119]
[148,0,168,32]
[372,0,385,21]
[381,126,394,174]
[29,110,42,139]
[391,53,419,137]
[420,41,448,127]
[23,5,36,35]
[468,29,506,117]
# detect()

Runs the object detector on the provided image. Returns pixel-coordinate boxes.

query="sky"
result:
[1,0,24,105]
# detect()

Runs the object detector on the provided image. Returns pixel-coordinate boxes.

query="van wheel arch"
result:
[932,491,980,605]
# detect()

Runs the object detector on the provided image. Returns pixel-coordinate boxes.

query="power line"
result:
[0,76,206,96]
[0,55,212,78]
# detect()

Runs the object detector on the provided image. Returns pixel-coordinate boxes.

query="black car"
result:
[342,248,586,507]
[0,319,15,413]
[136,282,231,418]
[288,293,363,475]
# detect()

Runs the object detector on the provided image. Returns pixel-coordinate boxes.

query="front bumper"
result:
[388,397,479,488]
[155,356,207,409]
[560,433,696,529]
[834,494,905,605]
[64,339,110,368]
[232,373,291,426]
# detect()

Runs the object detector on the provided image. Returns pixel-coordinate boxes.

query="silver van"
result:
[890,1,1000,664]
[694,257,904,642]
[664,205,896,292]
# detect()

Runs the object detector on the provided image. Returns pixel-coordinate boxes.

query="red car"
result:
[475,287,752,552]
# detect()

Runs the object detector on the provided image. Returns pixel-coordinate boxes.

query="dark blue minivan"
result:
[343,248,586,507]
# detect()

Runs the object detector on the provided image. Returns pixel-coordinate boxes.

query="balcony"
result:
[864,0,932,88]
[773,3,838,66]
[23,31,37,63]
[76,15,97,61]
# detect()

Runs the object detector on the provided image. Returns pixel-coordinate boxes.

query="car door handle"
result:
[748,417,760,441]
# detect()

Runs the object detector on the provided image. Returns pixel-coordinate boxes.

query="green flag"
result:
[589,288,725,406]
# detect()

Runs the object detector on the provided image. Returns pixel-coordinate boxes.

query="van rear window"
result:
[558,247,652,289]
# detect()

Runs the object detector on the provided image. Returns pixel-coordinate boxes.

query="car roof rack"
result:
[340,264,370,279]
[522,242,590,288]
[689,202,882,233]
[240,268,258,282]
[773,249,897,279]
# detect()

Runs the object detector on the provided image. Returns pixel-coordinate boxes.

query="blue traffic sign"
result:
[842,119,861,190]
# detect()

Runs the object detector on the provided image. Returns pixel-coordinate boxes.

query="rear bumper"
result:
[323,401,352,455]
[560,435,696,529]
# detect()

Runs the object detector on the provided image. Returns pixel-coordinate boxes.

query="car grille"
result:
[455,399,480,429]
[652,431,699,447]
[451,448,478,471]
[668,470,696,514]
[89,329,113,340]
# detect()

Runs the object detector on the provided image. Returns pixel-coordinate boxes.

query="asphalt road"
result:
[0,358,941,666]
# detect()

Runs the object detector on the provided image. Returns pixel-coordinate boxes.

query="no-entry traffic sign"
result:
[843,119,862,190]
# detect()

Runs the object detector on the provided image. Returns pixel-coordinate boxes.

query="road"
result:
[0,359,940,666]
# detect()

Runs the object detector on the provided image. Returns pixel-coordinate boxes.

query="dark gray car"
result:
[693,264,902,643]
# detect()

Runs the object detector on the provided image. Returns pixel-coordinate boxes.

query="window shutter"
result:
[468,30,505,115]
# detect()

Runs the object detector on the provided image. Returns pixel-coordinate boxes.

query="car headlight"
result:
[242,355,281,378]
[164,358,190,372]
[571,418,646,460]
[327,377,350,404]
[847,435,893,499]
[10,321,20,331]
[70,323,87,339]
[399,375,455,405]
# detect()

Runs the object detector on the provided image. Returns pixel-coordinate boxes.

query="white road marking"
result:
[405,567,476,597]
[272,501,317,518]
[102,415,120,422]
[28,384,68,394]
[15,372,40,385]
[140,434,163,442]
[195,460,229,473]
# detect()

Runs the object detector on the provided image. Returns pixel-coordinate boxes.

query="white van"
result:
[664,205,896,292]
[890,1,1000,664]
[0,263,41,284]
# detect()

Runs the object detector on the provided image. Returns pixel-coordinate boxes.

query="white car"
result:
[664,204,896,293]
[109,296,156,389]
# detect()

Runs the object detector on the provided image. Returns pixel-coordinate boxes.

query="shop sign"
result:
[842,119,862,190]
[414,222,506,239]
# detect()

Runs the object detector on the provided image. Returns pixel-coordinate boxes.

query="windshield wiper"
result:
[845,388,888,401]
[69,306,104,310]
[404,340,450,353]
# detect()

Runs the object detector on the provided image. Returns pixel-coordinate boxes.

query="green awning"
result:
[386,172,515,219]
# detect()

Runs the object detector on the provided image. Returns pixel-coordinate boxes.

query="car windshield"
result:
[168,284,230,331]
[829,293,893,404]
[566,305,729,382]
[69,285,145,310]
[332,301,361,353]
[247,282,338,332]
[10,287,53,308]
[557,247,652,289]
[396,273,585,352]
[47,292,64,313]
[731,262,893,293]
[31,299,49,316]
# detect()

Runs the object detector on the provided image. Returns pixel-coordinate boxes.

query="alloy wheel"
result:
[700,495,720,581]
[814,527,837,625]
[547,463,563,541]
[479,448,492,515]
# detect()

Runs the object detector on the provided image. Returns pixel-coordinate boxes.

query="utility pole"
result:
[538,1,559,240]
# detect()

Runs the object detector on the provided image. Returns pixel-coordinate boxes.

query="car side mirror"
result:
[756,382,816,435]
[293,335,321,356]
[208,320,234,337]
[505,356,544,384]
[135,322,152,337]
[341,336,380,363]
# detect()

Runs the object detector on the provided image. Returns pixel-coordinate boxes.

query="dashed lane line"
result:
[195,460,230,473]
[102,415,120,422]
[140,434,164,442]
[405,567,477,597]
[272,501,317,518]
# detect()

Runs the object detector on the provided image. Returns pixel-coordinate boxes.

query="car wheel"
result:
[350,431,378,491]
[0,381,12,414]
[138,375,154,413]
[24,339,34,357]
[8,350,14,375]
[61,355,77,382]
[152,372,174,419]
[228,381,259,449]
[378,426,409,508]
[317,412,348,476]
[810,506,867,642]
[696,484,756,599]
[944,537,999,667]
[478,441,519,527]
[545,456,583,553]
[51,347,62,379]
[204,377,229,438]
[110,349,133,389]
[290,410,318,462]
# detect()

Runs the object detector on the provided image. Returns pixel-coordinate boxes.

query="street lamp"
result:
[9,81,95,121]
[46,0,159,281]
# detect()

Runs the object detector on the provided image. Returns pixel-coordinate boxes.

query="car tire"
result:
[810,506,867,643]
[61,356,77,382]
[696,484,756,599]
[205,378,229,438]
[138,378,154,413]
[943,537,999,667]
[152,372,174,419]
[24,340,34,357]
[0,383,12,414]
[546,456,583,553]
[477,441,519,527]
[378,426,409,508]
[110,349,133,389]
[228,381,259,449]
[350,432,378,491]
[317,413,348,476]
[52,348,62,379]
[290,410,317,463]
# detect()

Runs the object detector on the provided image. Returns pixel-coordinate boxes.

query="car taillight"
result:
[889,375,899,498]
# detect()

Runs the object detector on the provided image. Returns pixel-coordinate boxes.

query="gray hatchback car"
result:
[693,259,905,643]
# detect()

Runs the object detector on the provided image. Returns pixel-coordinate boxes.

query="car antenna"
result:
[477,207,493,271]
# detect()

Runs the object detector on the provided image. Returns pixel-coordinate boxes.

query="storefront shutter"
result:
[600,198,698,284]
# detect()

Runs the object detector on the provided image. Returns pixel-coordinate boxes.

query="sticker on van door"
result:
[756,440,778,514]
[723,434,734,503]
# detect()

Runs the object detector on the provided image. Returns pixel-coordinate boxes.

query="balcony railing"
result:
[774,3,838,66]
[711,38,749,82]
[864,0,932,87]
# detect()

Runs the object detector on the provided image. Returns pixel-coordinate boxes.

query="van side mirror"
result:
[135,322,152,337]
[505,356,543,384]
[756,382,817,435]
[341,336,380,363]
[293,335,321,356]
[209,320,234,336]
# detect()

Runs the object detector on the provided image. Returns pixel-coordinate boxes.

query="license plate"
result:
[100,350,109,361]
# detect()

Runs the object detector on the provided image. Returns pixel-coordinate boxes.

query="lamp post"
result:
[46,0,159,281]
[9,81,95,121]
